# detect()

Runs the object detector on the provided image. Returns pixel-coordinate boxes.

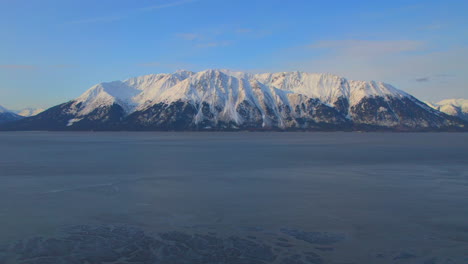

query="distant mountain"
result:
[1,70,466,131]
[0,105,23,124]
[426,99,468,121]
[15,107,45,117]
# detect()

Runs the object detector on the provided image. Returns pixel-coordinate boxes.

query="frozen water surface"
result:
[0,132,467,263]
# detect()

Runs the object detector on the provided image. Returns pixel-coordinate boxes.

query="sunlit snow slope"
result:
[2,70,466,131]
[427,99,468,121]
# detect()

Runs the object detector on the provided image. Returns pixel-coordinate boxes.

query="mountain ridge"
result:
[0,105,23,124]
[15,107,45,117]
[427,99,468,121]
[1,70,466,131]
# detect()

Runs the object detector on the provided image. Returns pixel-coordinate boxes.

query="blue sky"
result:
[1,0,467,109]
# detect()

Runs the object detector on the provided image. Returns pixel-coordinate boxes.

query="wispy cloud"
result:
[175,31,232,48]
[414,73,455,82]
[196,41,232,48]
[235,28,253,34]
[0,64,36,70]
[137,62,162,67]
[421,22,444,31]
[415,77,430,82]
[68,15,124,25]
[175,33,201,41]
[358,4,424,20]
[289,39,428,78]
[51,64,77,69]
[235,28,272,38]
[142,0,197,11]
[0,64,78,70]
[234,28,272,39]
[175,27,268,49]
[68,0,197,25]
[271,39,468,101]
[309,39,424,57]
[136,61,199,71]
[434,73,455,78]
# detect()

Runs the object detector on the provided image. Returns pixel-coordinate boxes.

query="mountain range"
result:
[15,108,45,117]
[0,105,23,124]
[0,70,466,131]
[0,106,44,124]
[426,99,468,122]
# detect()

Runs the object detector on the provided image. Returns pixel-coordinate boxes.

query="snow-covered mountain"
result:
[2,70,466,131]
[15,107,45,117]
[0,105,23,124]
[427,99,468,121]
[0,105,8,113]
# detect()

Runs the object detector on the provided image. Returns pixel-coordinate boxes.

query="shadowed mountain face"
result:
[0,112,23,125]
[1,70,466,131]
[0,105,23,124]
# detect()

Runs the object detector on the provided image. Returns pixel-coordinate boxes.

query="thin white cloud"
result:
[174,26,270,50]
[142,0,197,11]
[175,33,201,41]
[420,22,444,31]
[196,41,232,48]
[415,77,430,82]
[274,39,468,101]
[236,28,253,34]
[414,73,456,83]
[309,39,424,57]
[68,0,197,25]
[426,23,443,30]
[136,61,200,71]
[51,64,77,69]
[0,65,36,69]
[175,31,232,48]
[137,62,162,67]
[434,73,455,78]
[1,64,78,70]
[234,28,272,39]
[68,15,124,25]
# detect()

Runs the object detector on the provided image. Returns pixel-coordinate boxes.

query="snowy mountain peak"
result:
[16,108,45,117]
[1,70,466,130]
[0,105,23,124]
[348,80,408,106]
[73,81,140,115]
[436,98,468,111]
[174,69,195,76]
[428,98,468,121]
[8,69,463,131]
[0,105,9,113]
[69,70,413,118]
[0,105,44,117]
[255,72,349,106]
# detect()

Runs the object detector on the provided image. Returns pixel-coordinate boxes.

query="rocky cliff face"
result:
[1,70,466,131]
